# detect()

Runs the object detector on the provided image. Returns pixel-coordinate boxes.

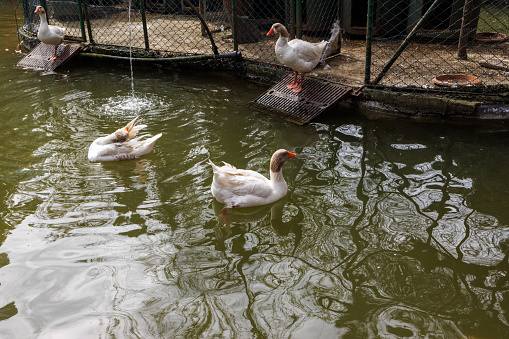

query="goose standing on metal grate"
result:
[35,6,65,61]
[88,117,162,162]
[267,22,340,93]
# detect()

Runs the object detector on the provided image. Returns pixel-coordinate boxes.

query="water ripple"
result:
[0,57,508,338]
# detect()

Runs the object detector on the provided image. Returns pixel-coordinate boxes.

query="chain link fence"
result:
[365,0,509,102]
[16,0,509,103]
[18,0,338,65]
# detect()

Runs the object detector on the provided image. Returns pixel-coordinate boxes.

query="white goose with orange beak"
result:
[35,6,65,61]
[88,117,162,162]
[266,22,339,93]
[209,149,296,208]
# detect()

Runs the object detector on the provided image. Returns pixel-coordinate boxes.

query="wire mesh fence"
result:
[18,0,339,60]
[366,0,509,101]
[16,0,509,103]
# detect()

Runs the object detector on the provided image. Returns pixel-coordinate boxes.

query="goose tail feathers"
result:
[320,20,342,67]
[134,133,162,156]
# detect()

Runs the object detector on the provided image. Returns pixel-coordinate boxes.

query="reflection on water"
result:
[2,91,507,338]
[1,3,509,338]
[209,197,303,250]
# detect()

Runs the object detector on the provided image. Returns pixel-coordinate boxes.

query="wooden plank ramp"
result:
[246,73,356,125]
[16,43,82,71]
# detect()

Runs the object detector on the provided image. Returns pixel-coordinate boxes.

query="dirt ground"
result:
[53,12,509,90]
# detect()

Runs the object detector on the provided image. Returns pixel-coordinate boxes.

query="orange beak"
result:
[288,151,296,158]
[266,27,275,36]
[35,7,40,13]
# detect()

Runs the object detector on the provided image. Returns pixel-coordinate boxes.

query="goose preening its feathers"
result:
[209,149,296,208]
[267,22,340,93]
[35,6,65,61]
[88,117,162,162]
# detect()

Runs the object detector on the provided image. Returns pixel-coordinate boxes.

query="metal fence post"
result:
[82,0,94,43]
[77,0,87,42]
[289,0,295,39]
[232,0,237,51]
[139,0,150,50]
[296,0,302,39]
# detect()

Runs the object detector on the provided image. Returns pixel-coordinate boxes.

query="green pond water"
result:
[1,2,509,338]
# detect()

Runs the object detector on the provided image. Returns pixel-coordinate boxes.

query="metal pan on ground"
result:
[432,74,482,87]
[473,32,509,43]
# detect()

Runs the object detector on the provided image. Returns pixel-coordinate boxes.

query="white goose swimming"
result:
[209,149,296,208]
[88,117,162,162]
[35,6,65,61]
[267,22,339,93]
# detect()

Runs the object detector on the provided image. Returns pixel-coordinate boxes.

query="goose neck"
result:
[277,36,289,47]
[269,170,285,183]
[38,13,48,25]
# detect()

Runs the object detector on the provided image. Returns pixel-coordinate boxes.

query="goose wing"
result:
[288,39,326,62]
[99,142,135,157]
[211,162,273,198]
[49,25,65,39]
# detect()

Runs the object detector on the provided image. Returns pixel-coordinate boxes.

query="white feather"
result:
[88,117,162,162]
[209,149,295,208]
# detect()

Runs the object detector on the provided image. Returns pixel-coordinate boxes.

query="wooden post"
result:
[199,0,207,37]
[457,0,475,60]
[365,0,374,84]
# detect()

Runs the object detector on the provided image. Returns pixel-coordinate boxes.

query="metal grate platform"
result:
[16,43,82,71]
[246,73,354,125]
